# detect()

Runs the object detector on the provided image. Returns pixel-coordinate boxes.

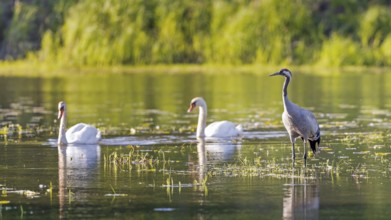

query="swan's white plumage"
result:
[58,101,101,145]
[65,123,101,144]
[187,97,242,138]
[205,121,242,137]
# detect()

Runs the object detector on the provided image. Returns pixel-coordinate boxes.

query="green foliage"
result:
[356,6,391,66]
[51,0,317,66]
[380,35,391,65]
[40,0,213,66]
[2,0,391,66]
[359,6,391,47]
[0,0,78,60]
[58,0,150,65]
[152,0,212,63]
[3,1,39,59]
[316,33,362,66]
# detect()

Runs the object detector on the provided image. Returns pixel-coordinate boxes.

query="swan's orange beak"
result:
[58,108,64,120]
[187,103,195,112]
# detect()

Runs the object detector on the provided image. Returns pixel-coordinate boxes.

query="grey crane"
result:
[270,68,320,165]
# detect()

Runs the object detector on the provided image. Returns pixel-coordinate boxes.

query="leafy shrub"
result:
[2,0,391,66]
[316,33,362,66]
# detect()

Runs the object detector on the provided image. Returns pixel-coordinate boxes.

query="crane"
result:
[270,69,320,165]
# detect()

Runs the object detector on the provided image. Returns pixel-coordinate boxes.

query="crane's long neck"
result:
[196,104,207,138]
[282,76,291,111]
[58,111,67,145]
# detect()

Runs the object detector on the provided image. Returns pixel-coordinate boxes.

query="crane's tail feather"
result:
[309,137,320,154]
[309,129,321,154]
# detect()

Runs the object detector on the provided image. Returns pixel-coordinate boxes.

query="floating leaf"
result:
[0,200,10,204]
[353,151,370,155]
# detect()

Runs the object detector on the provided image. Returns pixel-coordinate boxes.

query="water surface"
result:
[1,70,391,219]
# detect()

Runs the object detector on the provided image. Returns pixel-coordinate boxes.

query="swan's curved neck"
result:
[196,103,207,138]
[58,111,67,145]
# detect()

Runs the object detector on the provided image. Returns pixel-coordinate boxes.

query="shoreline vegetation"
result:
[0,61,388,76]
[0,1,391,71]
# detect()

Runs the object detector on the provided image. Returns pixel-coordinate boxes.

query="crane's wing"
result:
[282,111,301,140]
[302,109,320,139]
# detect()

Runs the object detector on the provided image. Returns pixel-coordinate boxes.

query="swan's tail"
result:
[96,129,102,140]
[235,124,243,135]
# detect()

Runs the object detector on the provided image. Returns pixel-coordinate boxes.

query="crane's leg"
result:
[291,142,295,160]
[291,142,296,166]
[303,141,308,167]
[289,136,296,164]
[289,136,296,166]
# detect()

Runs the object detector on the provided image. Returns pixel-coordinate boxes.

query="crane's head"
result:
[269,68,292,79]
[58,101,66,120]
[187,97,206,112]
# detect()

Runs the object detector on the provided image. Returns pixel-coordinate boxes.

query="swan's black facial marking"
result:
[187,100,197,112]
[58,101,66,119]
[58,108,64,120]
[58,101,66,110]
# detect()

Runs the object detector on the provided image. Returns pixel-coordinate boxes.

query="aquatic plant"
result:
[68,188,74,205]
[104,146,160,172]
[105,184,128,197]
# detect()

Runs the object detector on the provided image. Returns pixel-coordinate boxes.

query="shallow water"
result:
[1,70,391,219]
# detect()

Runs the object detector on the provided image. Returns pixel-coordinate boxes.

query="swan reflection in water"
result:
[196,138,207,186]
[283,173,320,220]
[194,138,241,187]
[58,144,101,218]
[204,139,242,163]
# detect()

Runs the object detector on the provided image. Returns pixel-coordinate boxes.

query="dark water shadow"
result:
[99,135,192,146]
[97,130,285,147]
[46,128,287,149]
[242,131,287,139]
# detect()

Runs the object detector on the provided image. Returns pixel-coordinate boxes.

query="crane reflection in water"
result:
[283,171,320,220]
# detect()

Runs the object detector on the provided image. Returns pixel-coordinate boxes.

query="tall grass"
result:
[2,0,391,67]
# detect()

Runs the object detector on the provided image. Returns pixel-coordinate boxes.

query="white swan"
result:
[187,97,242,138]
[57,101,101,145]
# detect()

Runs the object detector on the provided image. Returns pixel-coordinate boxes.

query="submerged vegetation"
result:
[103,140,391,182]
[1,0,391,67]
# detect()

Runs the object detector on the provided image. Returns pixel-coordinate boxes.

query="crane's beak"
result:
[269,72,280,77]
[187,103,195,112]
[58,108,64,120]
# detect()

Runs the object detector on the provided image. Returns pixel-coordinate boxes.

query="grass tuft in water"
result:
[104,146,160,172]
[68,188,74,205]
